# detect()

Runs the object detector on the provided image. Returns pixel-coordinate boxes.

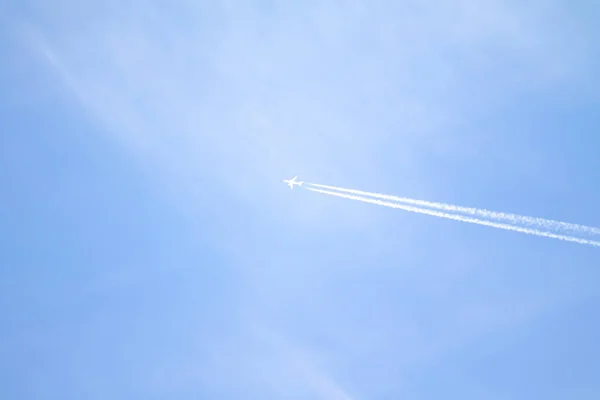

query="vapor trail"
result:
[308,183,600,236]
[306,187,600,248]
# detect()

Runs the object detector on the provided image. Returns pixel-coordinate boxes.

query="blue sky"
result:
[2,1,600,398]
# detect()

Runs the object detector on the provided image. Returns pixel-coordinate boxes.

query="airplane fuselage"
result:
[283,176,303,189]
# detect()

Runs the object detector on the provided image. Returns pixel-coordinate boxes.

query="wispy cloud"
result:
[193,322,356,399]
[22,0,592,206]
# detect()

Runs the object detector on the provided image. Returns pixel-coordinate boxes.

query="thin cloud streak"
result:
[308,182,600,236]
[306,187,600,247]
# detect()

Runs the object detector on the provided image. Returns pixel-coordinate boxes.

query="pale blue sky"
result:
[2,1,600,399]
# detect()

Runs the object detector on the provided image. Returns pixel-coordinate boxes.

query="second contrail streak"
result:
[308,183,600,237]
[306,187,600,247]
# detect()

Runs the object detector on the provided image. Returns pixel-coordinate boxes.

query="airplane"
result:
[283,176,303,190]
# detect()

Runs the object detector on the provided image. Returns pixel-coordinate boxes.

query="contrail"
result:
[306,187,600,248]
[308,183,600,237]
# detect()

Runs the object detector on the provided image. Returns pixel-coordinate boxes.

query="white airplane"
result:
[283,176,303,190]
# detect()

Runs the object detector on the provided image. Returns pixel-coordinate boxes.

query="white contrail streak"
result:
[306,187,600,248]
[308,183,600,236]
